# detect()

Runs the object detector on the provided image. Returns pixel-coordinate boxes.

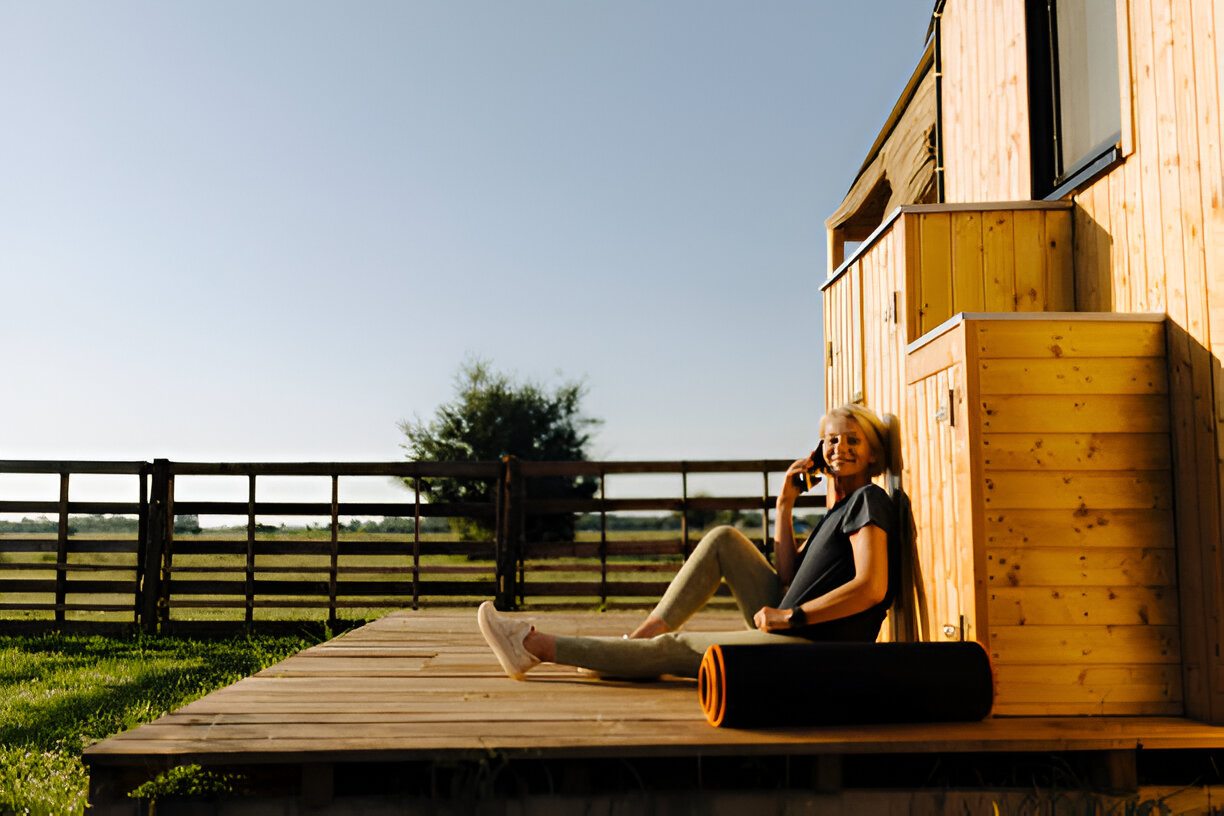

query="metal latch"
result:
[934,388,955,426]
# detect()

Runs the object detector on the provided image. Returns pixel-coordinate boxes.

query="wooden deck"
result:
[84,609,1224,812]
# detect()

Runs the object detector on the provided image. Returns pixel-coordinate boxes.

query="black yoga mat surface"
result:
[698,641,994,728]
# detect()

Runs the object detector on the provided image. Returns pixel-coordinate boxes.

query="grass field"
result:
[0,630,320,815]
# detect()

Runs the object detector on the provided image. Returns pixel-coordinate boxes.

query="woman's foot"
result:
[476,601,542,680]
[627,615,670,639]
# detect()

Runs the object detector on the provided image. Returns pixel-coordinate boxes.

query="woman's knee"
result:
[696,525,749,556]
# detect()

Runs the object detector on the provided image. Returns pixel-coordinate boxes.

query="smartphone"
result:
[790,443,826,492]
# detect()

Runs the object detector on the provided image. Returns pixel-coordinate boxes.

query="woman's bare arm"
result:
[754,522,888,632]
[773,456,813,588]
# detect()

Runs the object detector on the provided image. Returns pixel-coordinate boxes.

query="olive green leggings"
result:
[553,525,810,678]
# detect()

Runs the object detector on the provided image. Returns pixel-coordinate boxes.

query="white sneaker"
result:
[476,601,541,680]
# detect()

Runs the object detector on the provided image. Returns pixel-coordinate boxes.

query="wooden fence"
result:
[0,458,823,635]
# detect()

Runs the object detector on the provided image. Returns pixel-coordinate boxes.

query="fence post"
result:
[141,459,170,634]
[54,472,69,625]
[135,464,149,628]
[495,457,523,611]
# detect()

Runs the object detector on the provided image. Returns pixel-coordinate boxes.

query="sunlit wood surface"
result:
[84,609,1224,771]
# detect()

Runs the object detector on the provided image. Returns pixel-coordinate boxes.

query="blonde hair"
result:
[820,403,898,480]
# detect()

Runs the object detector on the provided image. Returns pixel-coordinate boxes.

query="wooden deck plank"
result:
[82,609,1224,773]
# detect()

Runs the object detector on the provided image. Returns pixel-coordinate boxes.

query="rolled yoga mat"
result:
[698,641,994,728]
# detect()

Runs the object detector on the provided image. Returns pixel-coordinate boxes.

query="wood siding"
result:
[906,206,1074,336]
[904,315,1180,716]
[882,0,1224,722]
[1066,1,1224,722]
[975,317,1180,716]
[824,203,1074,412]
[825,222,908,418]
[905,323,981,647]
[940,0,1032,202]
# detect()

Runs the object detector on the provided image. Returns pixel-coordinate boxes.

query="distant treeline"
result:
[0,510,823,536]
[0,515,203,535]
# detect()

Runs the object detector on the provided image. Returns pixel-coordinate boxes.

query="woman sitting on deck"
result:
[477,403,898,681]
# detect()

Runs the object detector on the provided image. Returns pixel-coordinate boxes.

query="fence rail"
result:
[0,458,824,634]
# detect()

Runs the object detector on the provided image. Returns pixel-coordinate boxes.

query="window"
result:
[1026,0,1123,199]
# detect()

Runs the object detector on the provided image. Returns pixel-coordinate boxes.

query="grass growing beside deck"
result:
[0,630,322,815]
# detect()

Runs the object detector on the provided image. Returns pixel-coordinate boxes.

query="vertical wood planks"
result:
[952,211,985,314]
[939,0,1031,202]
[1045,208,1075,311]
[1058,0,1224,721]
[901,206,1073,339]
[905,324,969,644]
[1170,0,1208,344]
[919,212,953,336]
[904,212,922,342]
[1011,210,1045,312]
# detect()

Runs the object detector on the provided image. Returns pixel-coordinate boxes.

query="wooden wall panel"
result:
[853,226,909,420]
[979,357,1168,395]
[985,508,1175,549]
[973,317,1180,716]
[903,207,1073,341]
[918,212,952,336]
[903,325,980,645]
[824,267,854,408]
[833,0,1223,717]
[902,316,1178,714]
[983,213,1017,311]
[1065,0,1224,722]
[823,221,911,415]
[940,0,1031,202]
[981,431,1171,469]
[992,664,1182,715]
[989,586,1179,626]
[974,318,1165,357]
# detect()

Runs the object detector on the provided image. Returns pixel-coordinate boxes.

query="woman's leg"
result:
[642,525,782,634]
[554,628,812,680]
[478,602,810,681]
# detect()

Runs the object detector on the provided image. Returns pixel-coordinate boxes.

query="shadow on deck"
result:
[84,610,1224,815]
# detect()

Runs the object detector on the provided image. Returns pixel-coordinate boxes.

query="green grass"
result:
[0,630,322,815]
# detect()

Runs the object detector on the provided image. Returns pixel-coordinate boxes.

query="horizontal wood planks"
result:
[902,316,1180,714]
[971,317,1181,716]
[82,608,1224,801]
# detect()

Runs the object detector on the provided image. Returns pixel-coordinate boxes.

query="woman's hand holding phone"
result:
[789,443,825,494]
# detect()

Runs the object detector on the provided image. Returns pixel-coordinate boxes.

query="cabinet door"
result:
[906,360,977,643]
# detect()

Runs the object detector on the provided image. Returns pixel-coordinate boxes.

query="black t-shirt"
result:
[778,483,895,642]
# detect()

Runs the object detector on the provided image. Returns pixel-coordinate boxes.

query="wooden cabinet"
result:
[905,313,1181,715]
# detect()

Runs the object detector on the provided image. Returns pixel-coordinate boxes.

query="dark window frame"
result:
[1025,0,1123,199]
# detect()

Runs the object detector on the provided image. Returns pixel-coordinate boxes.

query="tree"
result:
[398,359,601,542]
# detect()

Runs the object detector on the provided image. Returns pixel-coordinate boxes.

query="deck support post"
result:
[812,754,843,794]
[1090,749,1138,794]
[87,766,145,816]
[300,762,335,809]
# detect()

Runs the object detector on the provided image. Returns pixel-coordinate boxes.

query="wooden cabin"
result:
[825,0,1224,722]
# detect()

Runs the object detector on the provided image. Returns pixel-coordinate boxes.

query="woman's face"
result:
[821,415,877,479]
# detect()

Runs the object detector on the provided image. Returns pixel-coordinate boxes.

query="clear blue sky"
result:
[1,2,933,486]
